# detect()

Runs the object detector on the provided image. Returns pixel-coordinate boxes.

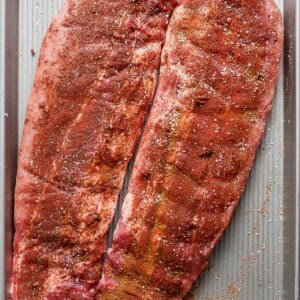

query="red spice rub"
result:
[12,1,178,299]
[97,0,283,299]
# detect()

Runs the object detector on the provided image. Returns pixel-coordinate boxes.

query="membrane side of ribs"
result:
[12,0,179,299]
[97,0,283,299]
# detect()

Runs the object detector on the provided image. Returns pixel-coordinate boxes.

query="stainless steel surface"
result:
[0,2,6,299]
[283,0,300,299]
[2,1,19,299]
[1,0,299,299]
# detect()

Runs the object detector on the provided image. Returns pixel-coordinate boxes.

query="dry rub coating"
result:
[97,0,283,299]
[12,0,178,298]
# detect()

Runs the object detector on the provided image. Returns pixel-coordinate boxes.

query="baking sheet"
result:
[1,0,299,299]
[1,1,19,299]
[0,0,6,298]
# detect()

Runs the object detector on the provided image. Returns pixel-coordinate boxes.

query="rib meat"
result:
[97,0,283,299]
[12,1,178,299]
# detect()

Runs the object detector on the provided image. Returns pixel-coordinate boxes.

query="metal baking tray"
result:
[1,0,299,299]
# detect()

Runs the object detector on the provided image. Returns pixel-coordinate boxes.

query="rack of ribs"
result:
[97,0,283,299]
[12,1,178,298]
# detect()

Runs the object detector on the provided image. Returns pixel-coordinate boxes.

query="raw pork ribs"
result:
[97,0,282,299]
[12,0,177,298]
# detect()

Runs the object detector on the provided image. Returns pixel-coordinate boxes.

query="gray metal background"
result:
[0,0,5,298]
[1,0,299,299]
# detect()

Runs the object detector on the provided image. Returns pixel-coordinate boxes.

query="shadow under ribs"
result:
[97,0,283,299]
[12,0,178,299]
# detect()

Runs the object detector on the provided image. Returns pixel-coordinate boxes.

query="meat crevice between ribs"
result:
[12,0,283,299]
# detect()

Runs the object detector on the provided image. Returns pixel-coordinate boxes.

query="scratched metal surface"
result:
[1,0,298,299]
[0,0,6,298]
